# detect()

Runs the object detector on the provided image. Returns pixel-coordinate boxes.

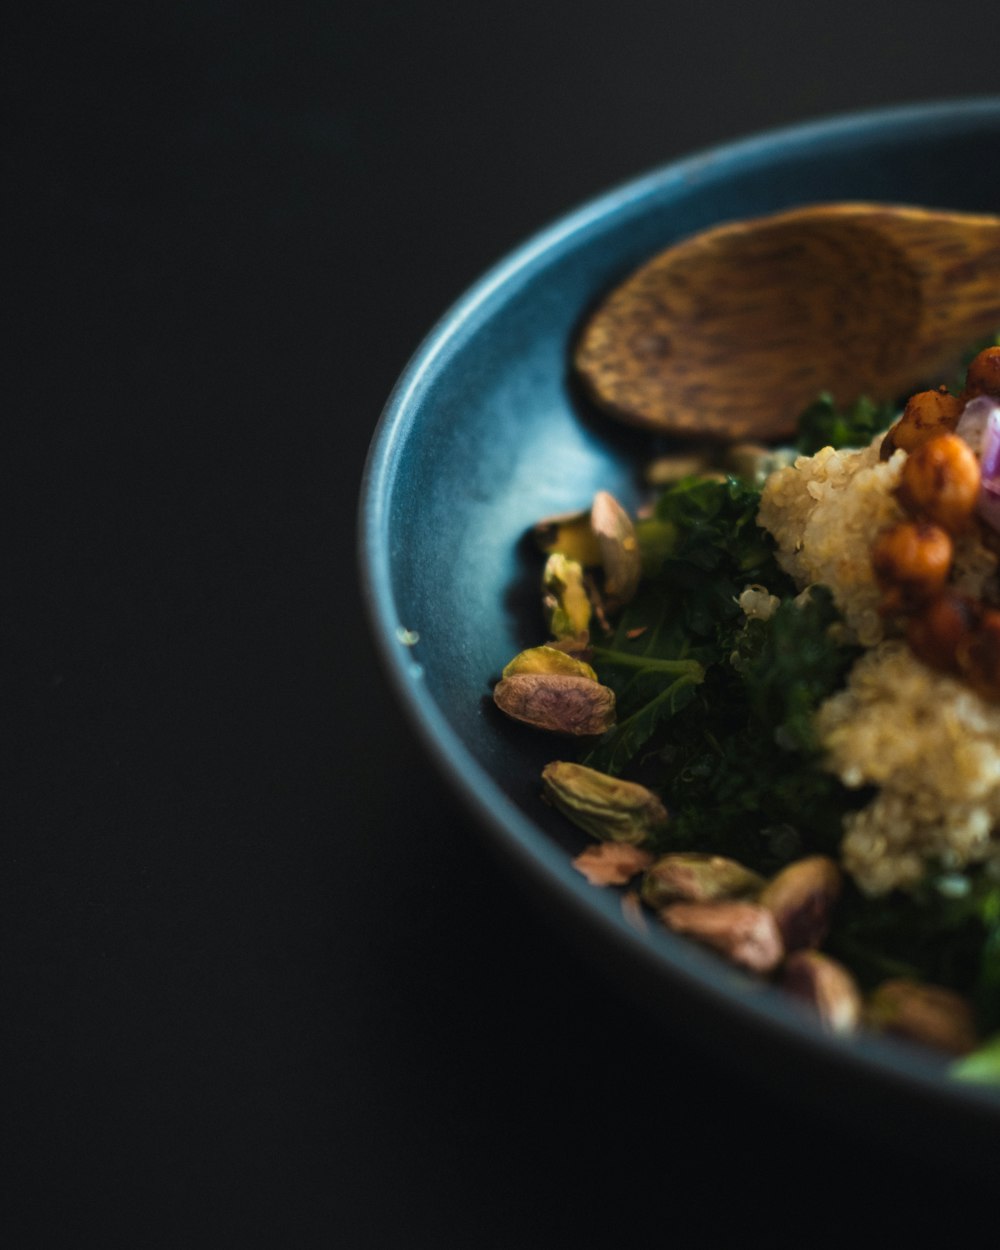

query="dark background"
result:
[7,3,997,1243]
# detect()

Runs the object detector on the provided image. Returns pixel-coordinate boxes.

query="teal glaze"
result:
[360,99,1000,1157]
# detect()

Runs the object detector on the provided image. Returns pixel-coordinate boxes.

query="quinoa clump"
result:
[757,437,906,645]
[816,641,1000,894]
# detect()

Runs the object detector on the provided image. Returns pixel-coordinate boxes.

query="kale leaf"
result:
[736,587,860,754]
[584,476,862,873]
[828,870,1000,1030]
[650,588,865,872]
[795,391,897,456]
[953,1032,1000,1086]
[583,475,791,776]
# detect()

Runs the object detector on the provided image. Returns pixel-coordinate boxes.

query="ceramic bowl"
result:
[360,98,1000,1162]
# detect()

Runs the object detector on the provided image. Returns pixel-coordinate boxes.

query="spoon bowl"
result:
[575,202,1000,440]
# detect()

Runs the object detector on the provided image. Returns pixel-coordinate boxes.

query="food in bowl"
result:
[491,336,1000,1078]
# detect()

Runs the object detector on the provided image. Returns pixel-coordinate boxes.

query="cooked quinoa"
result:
[817,642,1000,894]
[757,435,1000,896]
[757,437,905,646]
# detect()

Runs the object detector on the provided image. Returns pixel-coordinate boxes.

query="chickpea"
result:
[963,346,1000,402]
[957,608,1000,700]
[880,388,964,461]
[895,433,980,533]
[871,522,953,614]
[906,592,982,674]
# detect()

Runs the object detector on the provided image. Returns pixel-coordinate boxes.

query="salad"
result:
[491,337,1000,1082]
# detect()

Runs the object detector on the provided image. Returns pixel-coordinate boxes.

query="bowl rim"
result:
[358,96,1000,1125]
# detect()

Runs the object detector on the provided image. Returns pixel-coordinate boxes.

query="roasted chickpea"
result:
[880,388,964,461]
[963,346,1000,402]
[957,608,1000,700]
[871,522,953,613]
[906,592,983,674]
[895,433,981,533]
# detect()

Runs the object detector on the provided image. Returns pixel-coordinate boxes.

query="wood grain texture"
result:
[575,203,1000,441]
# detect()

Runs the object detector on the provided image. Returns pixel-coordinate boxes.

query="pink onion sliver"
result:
[971,404,1000,532]
[961,397,1000,466]
[983,408,1000,478]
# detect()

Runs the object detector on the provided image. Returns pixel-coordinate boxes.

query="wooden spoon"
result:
[574,202,1000,441]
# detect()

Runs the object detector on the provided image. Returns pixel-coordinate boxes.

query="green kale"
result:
[651,474,787,583]
[828,870,1000,1032]
[952,1032,1000,1087]
[582,475,791,776]
[584,476,862,872]
[648,588,865,872]
[581,582,705,776]
[795,391,897,456]
[736,587,860,754]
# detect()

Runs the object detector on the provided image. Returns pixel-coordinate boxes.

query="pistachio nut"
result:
[502,645,597,682]
[590,491,641,609]
[723,442,797,488]
[543,553,592,640]
[660,900,784,973]
[782,950,862,1036]
[493,674,615,736]
[758,855,841,952]
[541,760,666,844]
[640,852,765,909]
[571,841,654,886]
[533,509,602,566]
[620,889,649,934]
[865,979,979,1056]
[644,452,713,486]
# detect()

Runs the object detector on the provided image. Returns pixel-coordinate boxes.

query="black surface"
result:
[8,4,999,1243]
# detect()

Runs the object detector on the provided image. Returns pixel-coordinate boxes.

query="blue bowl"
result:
[360,98,1000,1160]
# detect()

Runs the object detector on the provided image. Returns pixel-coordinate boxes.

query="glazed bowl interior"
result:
[361,98,1000,1156]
